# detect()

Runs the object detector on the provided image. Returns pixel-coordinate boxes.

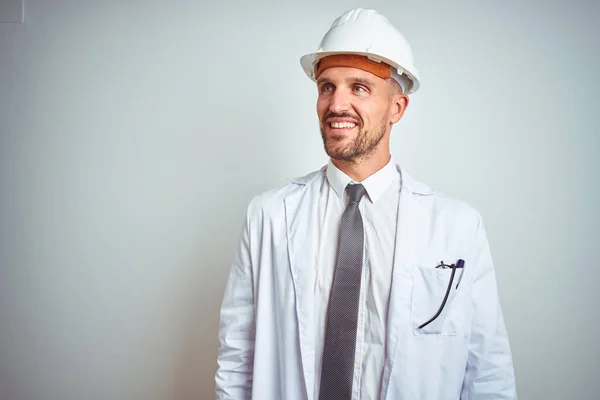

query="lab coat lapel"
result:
[284,169,324,400]
[381,167,432,399]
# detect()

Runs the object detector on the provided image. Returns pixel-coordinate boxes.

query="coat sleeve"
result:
[460,213,517,399]
[215,205,256,400]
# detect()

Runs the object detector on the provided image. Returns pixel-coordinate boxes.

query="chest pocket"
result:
[410,266,471,336]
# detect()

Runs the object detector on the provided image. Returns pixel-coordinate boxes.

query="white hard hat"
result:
[300,9,420,94]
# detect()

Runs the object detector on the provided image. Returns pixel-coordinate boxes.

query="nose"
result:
[328,88,351,114]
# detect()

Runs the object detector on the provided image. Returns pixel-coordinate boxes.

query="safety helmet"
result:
[300,9,420,94]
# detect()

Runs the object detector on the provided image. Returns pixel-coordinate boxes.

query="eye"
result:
[320,83,334,93]
[353,85,367,93]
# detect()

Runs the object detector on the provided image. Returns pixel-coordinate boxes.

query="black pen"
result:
[455,259,465,289]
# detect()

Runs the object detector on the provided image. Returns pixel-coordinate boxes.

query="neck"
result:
[331,152,392,182]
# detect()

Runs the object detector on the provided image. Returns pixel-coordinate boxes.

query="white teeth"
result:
[330,122,356,129]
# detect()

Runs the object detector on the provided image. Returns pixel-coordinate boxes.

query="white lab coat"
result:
[216,165,516,400]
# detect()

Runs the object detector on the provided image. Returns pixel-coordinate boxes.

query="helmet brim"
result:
[300,51,420,94]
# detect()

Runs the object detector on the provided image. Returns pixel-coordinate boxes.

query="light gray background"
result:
[1,1,598,399]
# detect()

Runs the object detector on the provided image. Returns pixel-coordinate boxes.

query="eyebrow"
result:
[349,77,375,87]
[317,76,376,87]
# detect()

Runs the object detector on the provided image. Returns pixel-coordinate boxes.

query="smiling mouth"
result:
[329,121,357,129]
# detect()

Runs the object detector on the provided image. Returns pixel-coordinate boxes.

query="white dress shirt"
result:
[314,158,401,400]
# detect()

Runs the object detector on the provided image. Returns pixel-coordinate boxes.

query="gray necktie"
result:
[319,183,367,400]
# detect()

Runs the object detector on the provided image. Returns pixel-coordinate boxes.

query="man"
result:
[215,8,516,400]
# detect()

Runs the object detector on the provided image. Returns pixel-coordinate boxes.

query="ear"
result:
[390,93,409,125]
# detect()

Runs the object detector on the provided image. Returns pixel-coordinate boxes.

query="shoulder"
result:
[431,190,482,227]
[246,166,326,215]
[401,166,482,227]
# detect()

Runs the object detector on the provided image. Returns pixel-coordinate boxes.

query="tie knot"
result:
[347,183,367,204]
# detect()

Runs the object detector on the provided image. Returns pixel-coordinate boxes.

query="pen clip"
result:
[455,259,465,289]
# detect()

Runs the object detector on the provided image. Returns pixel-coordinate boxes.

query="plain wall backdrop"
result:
[1,0,599,399]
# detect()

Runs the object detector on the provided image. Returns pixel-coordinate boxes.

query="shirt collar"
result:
[325,158,399,203]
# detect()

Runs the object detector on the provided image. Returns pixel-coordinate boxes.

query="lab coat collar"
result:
[289,163,434,197]
[325,158,399,203]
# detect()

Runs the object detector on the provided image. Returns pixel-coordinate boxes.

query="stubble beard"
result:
[321,122,387,164]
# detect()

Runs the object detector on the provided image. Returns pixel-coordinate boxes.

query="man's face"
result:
[316,66,402,163]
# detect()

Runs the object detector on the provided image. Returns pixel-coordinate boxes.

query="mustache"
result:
[322,112,362,125]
